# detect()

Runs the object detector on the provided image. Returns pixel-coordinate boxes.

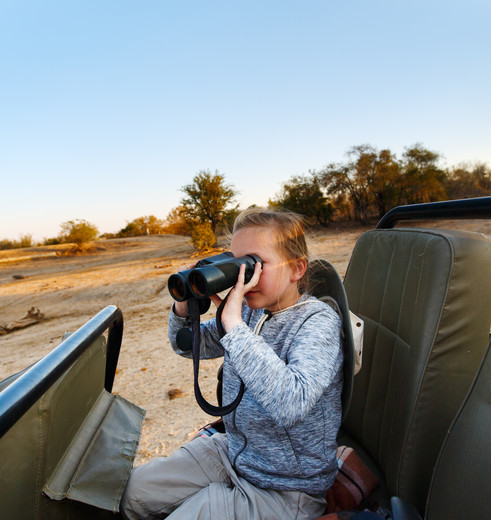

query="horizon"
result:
[1,1,490,242]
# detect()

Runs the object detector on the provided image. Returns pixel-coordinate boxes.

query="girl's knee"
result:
[120,466,148,520]
[120,451,212,519]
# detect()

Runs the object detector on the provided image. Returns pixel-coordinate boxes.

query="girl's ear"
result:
[291,258,307,283]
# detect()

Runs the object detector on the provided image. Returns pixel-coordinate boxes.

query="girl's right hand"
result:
[173,300,188,318]
[172,262,197,318]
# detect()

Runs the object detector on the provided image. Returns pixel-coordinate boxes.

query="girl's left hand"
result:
[210,261,262,333]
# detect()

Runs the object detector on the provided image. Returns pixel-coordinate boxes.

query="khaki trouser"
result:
[121,433,326,520]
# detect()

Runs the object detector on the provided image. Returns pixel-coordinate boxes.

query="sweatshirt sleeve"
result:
[168,306,225,359]
[220,309,343,428]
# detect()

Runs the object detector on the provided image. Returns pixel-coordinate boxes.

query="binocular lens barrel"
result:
[189,265,231,298]
[189,270,208,297]
[168,272,193,302]
[167,253,262,301]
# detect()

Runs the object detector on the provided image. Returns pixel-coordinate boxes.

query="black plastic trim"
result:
[376,196,491,229]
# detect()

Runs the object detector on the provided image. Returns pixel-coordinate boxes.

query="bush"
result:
[180,170,238,240]
[18,234,33,248]
[0,234,34,250]
[190,222,216,252]
[0,239,15,250]
[43,237,62,246]
[117,215,166,237]
[59,219,99,246]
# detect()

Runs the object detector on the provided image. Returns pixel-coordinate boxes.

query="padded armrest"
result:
[390,497,423,520]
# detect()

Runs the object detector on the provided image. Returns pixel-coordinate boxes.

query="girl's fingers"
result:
[210,294,223,308]
[243,261,262,290]
[177,262,196,272]
[173,301,188,318]
[235,264,246,289]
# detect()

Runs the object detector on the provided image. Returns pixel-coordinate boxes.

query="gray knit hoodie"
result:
[168,293,343,496]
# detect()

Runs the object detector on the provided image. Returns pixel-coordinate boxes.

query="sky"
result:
[1,0,490,241]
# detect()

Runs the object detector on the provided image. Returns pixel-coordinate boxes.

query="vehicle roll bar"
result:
[376,196,491,229]
[0,305,123,438]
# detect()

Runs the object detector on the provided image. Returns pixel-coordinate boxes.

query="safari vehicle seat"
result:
[307,258,357,421]
[0,306,145,520]
[339,200,491,515]
[391,338,491,519]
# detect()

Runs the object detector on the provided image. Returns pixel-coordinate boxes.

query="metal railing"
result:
[0,305,123,438]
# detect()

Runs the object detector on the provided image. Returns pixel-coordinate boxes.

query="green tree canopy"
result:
[269,172,333,225]
[369,148,402,218]
[399,144,447,204]
[319,143,451,223]
[320,145,379,223]
[180,170,238,235]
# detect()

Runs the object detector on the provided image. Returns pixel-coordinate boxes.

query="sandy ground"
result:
[0,219,489,466]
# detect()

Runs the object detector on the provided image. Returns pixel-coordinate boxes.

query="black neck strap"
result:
[187,297,245,417]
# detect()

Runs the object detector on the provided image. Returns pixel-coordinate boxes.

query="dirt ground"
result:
[0,219,489,466]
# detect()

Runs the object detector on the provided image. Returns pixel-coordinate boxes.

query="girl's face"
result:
[230,226,306,312]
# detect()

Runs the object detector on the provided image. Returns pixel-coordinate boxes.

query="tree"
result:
[369,149,403,218]
[162,206,193,236]
[269,172,333,225]
[319,144,449,222]
[399,144,446,204]
[445,162,491,200]
[180,170,238,236]
[320,145,378,223]
[59,219,98,246]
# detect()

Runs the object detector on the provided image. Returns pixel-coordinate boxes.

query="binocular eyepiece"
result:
[168,252,262,301]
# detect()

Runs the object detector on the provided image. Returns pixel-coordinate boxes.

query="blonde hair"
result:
[233,207,309,293]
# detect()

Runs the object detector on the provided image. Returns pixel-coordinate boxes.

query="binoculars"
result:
[168,251,262,302]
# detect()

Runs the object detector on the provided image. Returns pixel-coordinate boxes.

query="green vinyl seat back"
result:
[424,339,491,519]
[0,331,144,520]
[390,339,491,519]
[340,227,491,515]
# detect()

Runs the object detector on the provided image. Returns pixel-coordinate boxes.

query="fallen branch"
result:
[0,307,46,335]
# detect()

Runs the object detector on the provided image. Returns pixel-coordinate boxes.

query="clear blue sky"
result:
[1,0,490,241]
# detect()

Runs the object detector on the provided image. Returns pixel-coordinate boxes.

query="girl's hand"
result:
[214,262,262,333]
[173,300,188,318]
[172,262,196,318]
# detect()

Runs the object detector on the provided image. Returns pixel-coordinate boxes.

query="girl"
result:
[121,208,344,520]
